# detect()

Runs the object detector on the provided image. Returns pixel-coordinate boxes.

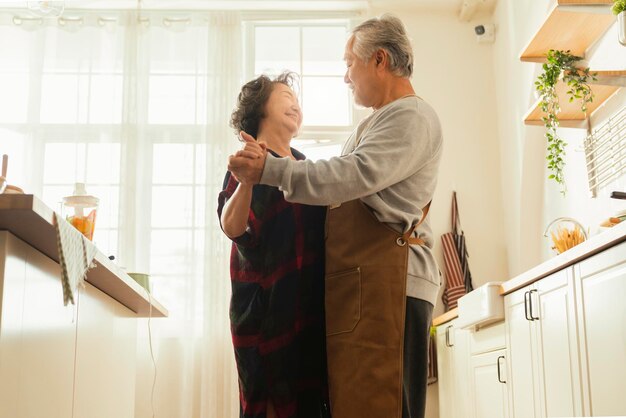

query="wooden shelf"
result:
[0,194,168,317]
[524,73,621,127]
[520,1,615,63]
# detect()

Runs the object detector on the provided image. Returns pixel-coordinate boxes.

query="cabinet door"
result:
[72,282,137,418]
[533,268,582,417]
[0,233,76,418]
[436,322,456,418]
[576,241,626,416]
[504,285,540,418]
[469,349,509,418]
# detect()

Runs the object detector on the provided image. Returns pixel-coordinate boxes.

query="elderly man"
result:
[228,14,442,418]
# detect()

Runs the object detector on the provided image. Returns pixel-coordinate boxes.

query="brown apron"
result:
[324,199,429,418]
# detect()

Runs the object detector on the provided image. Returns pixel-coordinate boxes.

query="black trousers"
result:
[402,297,434,418]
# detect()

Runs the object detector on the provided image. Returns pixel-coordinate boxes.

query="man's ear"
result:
[375,49,386,67]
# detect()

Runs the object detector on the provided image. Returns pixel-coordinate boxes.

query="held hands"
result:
[228,131,267,185]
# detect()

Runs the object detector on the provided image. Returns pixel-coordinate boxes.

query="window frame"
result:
[243,18,357,148]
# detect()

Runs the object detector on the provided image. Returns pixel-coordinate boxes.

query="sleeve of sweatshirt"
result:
[259,103,441,205]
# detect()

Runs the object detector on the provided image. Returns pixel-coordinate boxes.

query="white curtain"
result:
[0,9,242,418]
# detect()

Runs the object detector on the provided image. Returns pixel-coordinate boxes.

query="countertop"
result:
[433,221,626,326]
[0,194,168,317]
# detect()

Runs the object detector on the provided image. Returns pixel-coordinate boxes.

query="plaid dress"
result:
[217,149,329,418]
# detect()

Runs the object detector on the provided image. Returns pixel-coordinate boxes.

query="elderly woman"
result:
[217,72,330,418]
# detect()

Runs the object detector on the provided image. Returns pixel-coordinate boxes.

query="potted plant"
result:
[534,49,596,195]
[614,0,626,45]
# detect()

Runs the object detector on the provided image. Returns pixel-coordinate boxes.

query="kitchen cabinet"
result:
[468,322,509,418]
[0,231,76,418]
[435,319,471,418]
[436,319,508,418]
[505,268,583,418]
[575,240,626,416]
[435,225,626,418]
[469,348,509,418]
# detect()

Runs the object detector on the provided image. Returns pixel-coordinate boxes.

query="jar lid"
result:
[63,182,99,207]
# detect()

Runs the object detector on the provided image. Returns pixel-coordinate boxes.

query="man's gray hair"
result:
[351,14,414,78]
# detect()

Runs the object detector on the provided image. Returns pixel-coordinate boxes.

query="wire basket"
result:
[544,217,588,255]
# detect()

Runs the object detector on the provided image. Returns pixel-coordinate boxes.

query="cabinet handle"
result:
[445,325,451,347]
[497,355,506,384]
[524,291,532,321]
[529,289,539,321]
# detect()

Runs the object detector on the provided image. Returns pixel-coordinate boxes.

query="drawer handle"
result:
[497,355,506,384]
[445,325,454,347]
[529,289,539,321]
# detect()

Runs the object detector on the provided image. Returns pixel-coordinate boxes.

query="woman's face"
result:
[261,83,302,137]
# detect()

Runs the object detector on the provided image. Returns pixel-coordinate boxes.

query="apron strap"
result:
[399,201,432,246]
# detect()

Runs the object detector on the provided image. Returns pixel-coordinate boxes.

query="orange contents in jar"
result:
[67,209,97,240]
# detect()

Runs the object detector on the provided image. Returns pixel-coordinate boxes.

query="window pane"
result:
[149,230,195,275]
[40,74,80,123]
[86,143,121,184]
[87,185,119,229]
[93,229,118,259]
[42,185,69,215]
[0,27,30,71]
[296,143,342,161]
[255,27,300,74]
[43,143,85,184]
[0,131,28,187]
[303,26,347,75]
[302,77,350,126]
[152,144,194,184]
[89,75,123,124]
[0,73,28,123]
[148,26,205,74]
[151,186,194,228]
[148,75,196,124]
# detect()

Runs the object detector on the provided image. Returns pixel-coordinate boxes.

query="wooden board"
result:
[520,4,615,62]
[524,78,620,127]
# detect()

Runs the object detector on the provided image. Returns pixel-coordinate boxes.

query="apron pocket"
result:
[325,267,361,336]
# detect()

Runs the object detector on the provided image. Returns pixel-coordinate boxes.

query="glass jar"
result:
[62,183,99,241]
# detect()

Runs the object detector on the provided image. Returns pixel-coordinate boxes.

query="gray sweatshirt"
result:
[260,96,443,306]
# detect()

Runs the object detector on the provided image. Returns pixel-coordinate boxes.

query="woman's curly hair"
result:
[230,71,299,140]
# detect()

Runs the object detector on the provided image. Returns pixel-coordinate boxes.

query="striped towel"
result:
[53,212,98,305]
[441,192,473,310]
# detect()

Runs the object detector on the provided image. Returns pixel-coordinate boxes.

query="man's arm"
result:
[258,106,441,205]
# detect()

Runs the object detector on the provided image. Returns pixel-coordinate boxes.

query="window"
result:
[247,20,353,160]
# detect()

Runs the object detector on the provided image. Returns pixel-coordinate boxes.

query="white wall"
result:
[492,0,626,275]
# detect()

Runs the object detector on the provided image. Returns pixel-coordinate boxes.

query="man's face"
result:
[343,36,379,109]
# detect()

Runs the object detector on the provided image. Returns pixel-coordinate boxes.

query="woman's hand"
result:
[228,131,266,185]
[234,131,266,160]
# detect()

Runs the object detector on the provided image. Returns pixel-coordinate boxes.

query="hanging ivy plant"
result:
[534,49,597,195]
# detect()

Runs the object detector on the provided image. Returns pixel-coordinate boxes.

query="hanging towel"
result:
[427,326,438,385]
[53,212,98,305]
[441,191,474,310]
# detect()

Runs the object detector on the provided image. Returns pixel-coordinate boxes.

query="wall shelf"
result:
[0,194,168,317]
[520,1,615,63]
[523,72,623,127]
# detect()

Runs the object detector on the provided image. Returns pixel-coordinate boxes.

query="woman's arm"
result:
[220,182,254,239]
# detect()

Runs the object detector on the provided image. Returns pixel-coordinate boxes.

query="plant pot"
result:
[617,10,626,46]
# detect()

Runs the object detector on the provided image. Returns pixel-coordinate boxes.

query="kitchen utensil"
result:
[544,217,588,255]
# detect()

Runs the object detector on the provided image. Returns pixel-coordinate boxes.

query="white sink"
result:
[456,282,505,330]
